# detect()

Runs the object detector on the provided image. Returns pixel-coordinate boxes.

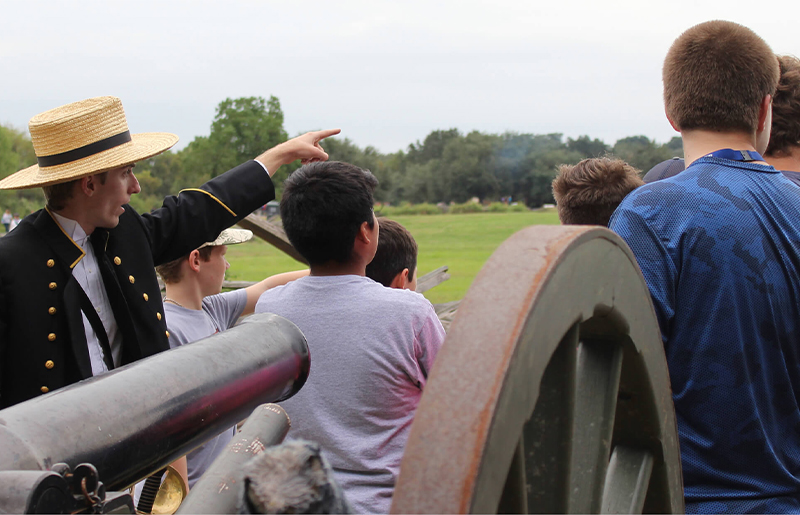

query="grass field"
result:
[225,209,561,304]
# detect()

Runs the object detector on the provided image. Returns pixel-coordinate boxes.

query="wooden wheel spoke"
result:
[601,446,654,514]
[498,437,528,514]
[524,323,578,513]
[566,339,623,513]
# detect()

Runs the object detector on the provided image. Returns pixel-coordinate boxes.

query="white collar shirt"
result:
[51,212,122,375]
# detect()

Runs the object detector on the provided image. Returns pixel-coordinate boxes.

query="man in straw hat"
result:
[0,95,338,408]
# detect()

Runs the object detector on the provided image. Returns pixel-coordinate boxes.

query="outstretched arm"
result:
[144,129,340,266]
[256,129,341,176]
[242,270,310,315]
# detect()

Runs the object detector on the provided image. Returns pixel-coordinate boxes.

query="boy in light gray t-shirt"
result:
[255,162,446,513]
[153,228,307,489]
[162,288,246,486]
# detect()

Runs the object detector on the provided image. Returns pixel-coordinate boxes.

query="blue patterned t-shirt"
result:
[609,157,800,513]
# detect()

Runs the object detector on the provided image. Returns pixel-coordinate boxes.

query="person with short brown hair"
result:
[610,21,800,513]
[551,158,643,226]
[150,228,306,491]
[365,218,419,290]
[765,55,800,184]
[663,20,779,136]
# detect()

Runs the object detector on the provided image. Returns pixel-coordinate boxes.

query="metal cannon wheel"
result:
[391,226,684,514]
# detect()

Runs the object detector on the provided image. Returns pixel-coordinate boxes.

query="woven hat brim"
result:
[0,132,179,190]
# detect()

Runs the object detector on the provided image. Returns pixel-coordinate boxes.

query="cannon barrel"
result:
[0,313,309,492]
[178,403,291,514]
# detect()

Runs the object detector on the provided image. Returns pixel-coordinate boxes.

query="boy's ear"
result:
[187,249,202,273]
[389,268,410,290]
[665,109,680,132]
[757,94,772,132]
[356,220,373,244]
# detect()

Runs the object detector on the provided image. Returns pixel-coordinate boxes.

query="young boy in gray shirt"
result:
[255,162,446,513]
[155,228,307,488]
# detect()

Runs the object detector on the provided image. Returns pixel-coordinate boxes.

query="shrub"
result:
[487,202,510,212]
[449,202,484,214]
[377,202,442,216]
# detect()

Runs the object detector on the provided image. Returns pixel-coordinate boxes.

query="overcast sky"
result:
[2,1,799,153]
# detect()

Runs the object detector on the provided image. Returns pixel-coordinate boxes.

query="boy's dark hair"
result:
[281,161,378,266]
[766,55,800,158]
[155,246,214,284]
[552,157,644,226]
[663,21,779,134]
[366,218,418,287]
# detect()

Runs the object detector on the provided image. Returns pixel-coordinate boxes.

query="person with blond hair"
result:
[551,157,643,226]
[144,228,306,492]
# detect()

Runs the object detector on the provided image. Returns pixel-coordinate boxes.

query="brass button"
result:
[114,256,122,265]
[143,293,149,301]
[48,307,56,315]
[156,312,162,321]
[165,330,170,338]
[48,333,56,342]
[46,259,55,268]
[45,360,54,369]
[40,386,49,393]
[129,275,135,284]
[49,282,57,290]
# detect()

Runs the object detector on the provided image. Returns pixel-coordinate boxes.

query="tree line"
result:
[0,96,683,214]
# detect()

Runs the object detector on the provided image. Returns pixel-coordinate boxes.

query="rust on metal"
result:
[391,225,683,514]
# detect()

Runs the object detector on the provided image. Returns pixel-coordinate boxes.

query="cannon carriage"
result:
[0,225,683,514]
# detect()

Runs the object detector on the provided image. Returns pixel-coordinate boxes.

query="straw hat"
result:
[0,96,178,190]
[199,228,254,249]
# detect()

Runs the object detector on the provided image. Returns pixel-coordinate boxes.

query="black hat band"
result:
[37,131,132,168]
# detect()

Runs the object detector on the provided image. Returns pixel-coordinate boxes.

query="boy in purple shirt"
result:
[255,162,445,513]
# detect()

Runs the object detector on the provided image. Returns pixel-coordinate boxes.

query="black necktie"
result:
[75,284,115,371]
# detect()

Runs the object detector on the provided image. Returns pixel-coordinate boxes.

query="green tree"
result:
[665,136,683,155]
[181,96,289,190]
[407,129,462,164]
[611,136,673,172]
[134,151,183,199]
[0,124,43,216]
[567,135,610,158]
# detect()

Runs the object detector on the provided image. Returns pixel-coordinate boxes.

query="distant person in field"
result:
[609,21,800,513]
[765,55,800,186]
[551,157,643,226]
[155,228,307,489]
[255,161,446,513]
[366,218,418,291]
[8,213,21,232]
[1,209,11,233]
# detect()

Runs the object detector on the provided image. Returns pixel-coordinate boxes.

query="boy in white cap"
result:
[151,228,306,490]
[0,95,337,408]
